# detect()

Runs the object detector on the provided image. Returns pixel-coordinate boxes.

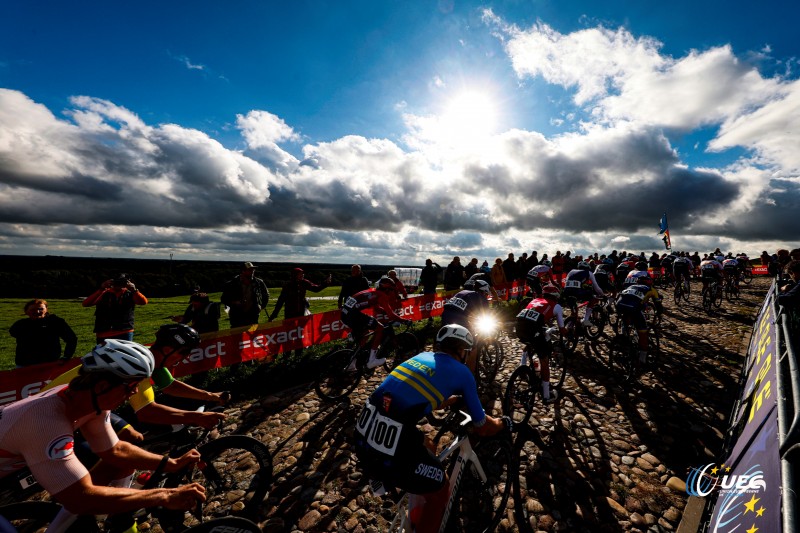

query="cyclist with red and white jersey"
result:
[562,261,608,326]
[515,285,566,403]
[672,253,693,292]
[341,277,411,369]
[0,343,205,527]
[722,257,740,289]
[700,255,723,294]
[624,261,652,287]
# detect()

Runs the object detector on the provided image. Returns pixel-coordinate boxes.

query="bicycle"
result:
[723,276,740,301]
[0,431,270,532]
[472,314,505,389]
[740,266,753,285]
[370,410,514,533]
[673,273,691,303]
[314,322,419,401]
[608,309,661,383]
[701,280,723,314]
[503,328,568,426]
[562,295,609,351]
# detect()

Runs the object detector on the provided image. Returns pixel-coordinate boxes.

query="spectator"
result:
[387,270,409,300]
[552,251,565,280]
[338,264,370,308]
[174,292,224,334]
[270,268,332,322]
[443,257,465,291]
[761,251,771,265]
[464,258,479,279]
[778,260,800,308]
[502,253,516,282]
[420,259,442,295]
[490,258,506,287]
[82,273,148,341]
[9,299,77,367]
[528,251,539,270]
[479,260,491,274]
[516,253,528,282]
[221,262,270,328]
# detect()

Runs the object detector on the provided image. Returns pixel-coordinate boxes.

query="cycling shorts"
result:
[341,310,376,339]
[562,287,593,302]
[615,302,647,331]
[354,401,446,495]
[515,319,551,357]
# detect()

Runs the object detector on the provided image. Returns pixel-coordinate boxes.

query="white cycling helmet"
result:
[82,339,155,380]
[436,324,475,350]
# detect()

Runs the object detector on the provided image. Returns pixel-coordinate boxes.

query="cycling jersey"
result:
[722,258,739,272]
[562,270,605,300]
[673,257,692,272]
[700,260,723,279]
[354,352,485,494]
[0,386,118,494]
[440,290,489,329]
[341,288,403,338]
[624,270,651,286]
[44,366,175,413]
[615,284,661,331]
[526,265,553,283]
[515,298,565,354]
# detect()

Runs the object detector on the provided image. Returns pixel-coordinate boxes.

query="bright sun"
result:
[439,90,498,146]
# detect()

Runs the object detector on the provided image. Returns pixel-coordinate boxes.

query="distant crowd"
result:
[8,247,800,369]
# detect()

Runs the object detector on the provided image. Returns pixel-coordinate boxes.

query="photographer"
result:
[82,273,148,341]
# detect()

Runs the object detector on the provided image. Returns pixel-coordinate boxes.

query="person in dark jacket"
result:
[9,299,77,367]
[338,265,370,308]
[420,259,442,294]
[81,273,148,341]
[270,268,332,321]
[778,261,800,308]
[444,257,465,291]
[174,292,224,333]
[221,262,270,328]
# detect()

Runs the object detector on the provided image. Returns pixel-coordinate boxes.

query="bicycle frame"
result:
[373,413,487,533]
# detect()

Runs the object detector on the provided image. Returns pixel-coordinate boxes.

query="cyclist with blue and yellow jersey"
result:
[354,324,508,533]
[615,276,663,367]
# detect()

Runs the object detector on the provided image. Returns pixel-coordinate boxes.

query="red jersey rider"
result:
[340,276,412,369]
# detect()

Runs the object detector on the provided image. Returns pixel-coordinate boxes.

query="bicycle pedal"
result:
[369,478,387,496]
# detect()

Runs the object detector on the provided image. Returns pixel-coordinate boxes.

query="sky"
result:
[1,0,799,266]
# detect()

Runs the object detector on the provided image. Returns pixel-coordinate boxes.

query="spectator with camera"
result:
[82,273,148,342]
[9,299,78,367]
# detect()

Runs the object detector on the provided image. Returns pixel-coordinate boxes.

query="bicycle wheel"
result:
[314,348,360,401]
[503,365,535,426]
[647,327,661,368]
[702,288,713,314]
[584,306,606,340]
[549,337,568,390]
[446,437,514,533]
[477,339,502,387]
[160,435,273,529]
[682,280,691,302]
[714,285,723,308]
[673,284,682,304]
[562,316,579,353]
[383,331,420,371]
[610,327,637,383]
[743,269,753,284]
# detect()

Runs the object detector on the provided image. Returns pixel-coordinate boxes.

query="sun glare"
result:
[440,90,498,146]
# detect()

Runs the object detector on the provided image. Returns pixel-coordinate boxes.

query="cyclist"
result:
[615,276,663,369]
[722,256,740,291]
[440,280,493,372]
[341,276,412,369]
[514,285,566,403]
[562,261,607,327]
[615,256,637,292]
[463,271,501,302]
[700,254,723,295]
[526,262,556,298]
[593,259,617,297]
[353,324,509,533]
[624,261,652,287]
[672,253,693,294]
[0,343,205,525]
[45,324,228,431]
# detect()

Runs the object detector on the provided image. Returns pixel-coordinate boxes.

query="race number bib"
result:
[517,308,541,322]
[447,297,468,311]
[344,296,357,309]
[622,287,646,300]
[356,403,403,456]
[565,280,581,289]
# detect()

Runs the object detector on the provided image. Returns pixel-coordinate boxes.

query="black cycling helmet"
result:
[635,261,648,271]
[577,261,591,271]
[154,323,201,350]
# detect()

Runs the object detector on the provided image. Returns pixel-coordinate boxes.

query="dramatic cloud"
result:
[2,11,799,262]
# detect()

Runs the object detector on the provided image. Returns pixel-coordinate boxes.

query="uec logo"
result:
[686,463,766,496]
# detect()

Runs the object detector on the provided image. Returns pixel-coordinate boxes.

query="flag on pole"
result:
[658,213,668,235]
[662,229,671,250]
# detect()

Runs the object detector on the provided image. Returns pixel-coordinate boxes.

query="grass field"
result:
[0,286,343,370]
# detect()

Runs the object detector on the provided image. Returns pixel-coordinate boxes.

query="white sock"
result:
[48,508,78,533]
[542,381,551,399]
[583,308,593,321]
[520,351,528,366]
[369,349,379,360]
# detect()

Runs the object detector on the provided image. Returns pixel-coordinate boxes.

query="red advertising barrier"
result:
[0,282,529,404]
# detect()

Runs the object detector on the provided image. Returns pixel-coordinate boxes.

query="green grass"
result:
[0,286,343,371]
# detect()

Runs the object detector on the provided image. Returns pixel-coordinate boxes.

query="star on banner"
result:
[711,465,720,475]
[744,494,761,514]
[746,525,758,533]
[756,506,765,517]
